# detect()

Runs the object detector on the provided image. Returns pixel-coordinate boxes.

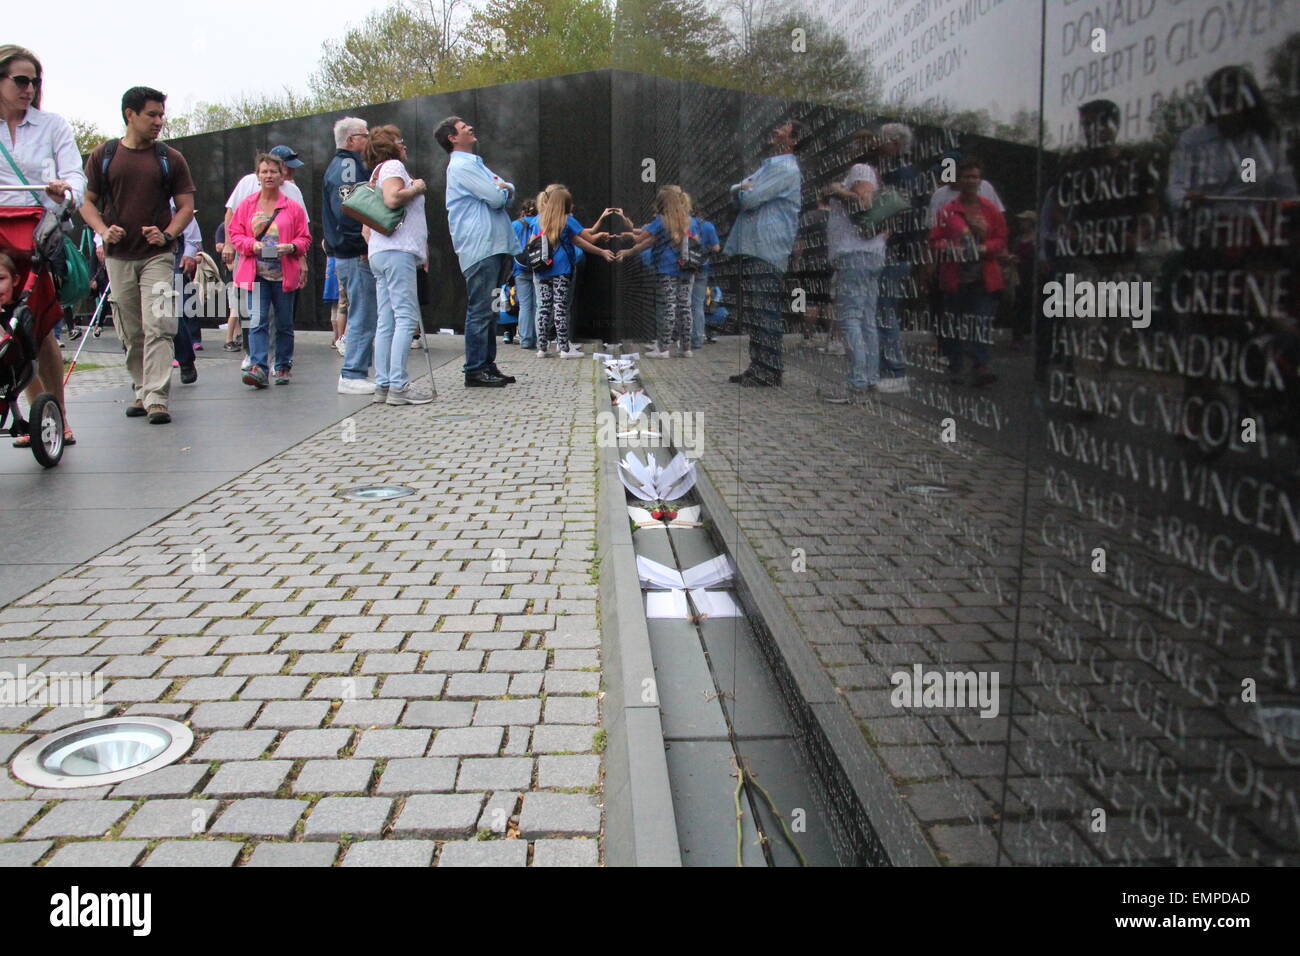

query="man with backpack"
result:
[80,86,196,424]
[323,117,380,394]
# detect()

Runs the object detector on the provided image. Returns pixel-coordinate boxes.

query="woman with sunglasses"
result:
[0,44,85,448]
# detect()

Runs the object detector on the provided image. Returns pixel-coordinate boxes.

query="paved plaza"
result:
[0,336,603,866]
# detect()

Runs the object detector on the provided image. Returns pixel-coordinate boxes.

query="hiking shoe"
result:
[125,399,146,418]
[180,364,198,385]
[387,384,435,405]
[337,376,377,395]
[147,405,171,424]
[273,367,292,385]
[243,365,269,389]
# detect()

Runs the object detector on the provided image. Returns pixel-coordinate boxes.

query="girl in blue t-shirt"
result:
[626,185,700,357]
[526,184,613,357]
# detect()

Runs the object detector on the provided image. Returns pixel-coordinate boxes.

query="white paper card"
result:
[646,589,690,619]
[689,589,742,618]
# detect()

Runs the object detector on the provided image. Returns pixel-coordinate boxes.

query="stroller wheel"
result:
[29,393,64,468]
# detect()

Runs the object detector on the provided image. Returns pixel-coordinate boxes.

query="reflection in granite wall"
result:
[611,0,1299,864]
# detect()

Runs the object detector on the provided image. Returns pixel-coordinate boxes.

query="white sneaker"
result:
[241,355,252,371]
[337,376,377,395]
[537,348,548,358]
[644,348,672,359]
[559,347,584,358]
[333,338,346,356]
[679,348,693,358]
[373,386,389,402]
[387,384,435,405]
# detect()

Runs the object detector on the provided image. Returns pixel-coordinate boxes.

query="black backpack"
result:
[515,228,574,273]
[676,230,705,272]
[97,139,174,224]
[515,230,552,271]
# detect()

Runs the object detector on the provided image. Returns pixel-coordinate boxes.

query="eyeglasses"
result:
[4,74,41,91]
[349,131,370,139]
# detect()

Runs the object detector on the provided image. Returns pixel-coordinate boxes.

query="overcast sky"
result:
[15,0,396,132]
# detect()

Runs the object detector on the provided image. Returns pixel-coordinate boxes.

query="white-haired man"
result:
[323,117,379,394]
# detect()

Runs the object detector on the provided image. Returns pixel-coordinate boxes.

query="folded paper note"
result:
[645,589,690,619]
[627,505,702,527]
[619,450,697,501]
[688,589,743,618]
[615,391,652,419]
[636,554,734,590]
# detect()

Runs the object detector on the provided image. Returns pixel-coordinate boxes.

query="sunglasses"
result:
[4,74,41,91]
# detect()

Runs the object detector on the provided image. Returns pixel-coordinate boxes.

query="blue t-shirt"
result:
[642,215,703,276]
[520,214,583,278]
[698,219,719,274]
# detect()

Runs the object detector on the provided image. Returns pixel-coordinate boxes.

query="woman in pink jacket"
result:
[229,153,311,388]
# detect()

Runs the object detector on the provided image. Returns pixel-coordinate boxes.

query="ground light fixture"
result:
[10,717,194,789]
[339,484,417,502]
[903,483,958,498]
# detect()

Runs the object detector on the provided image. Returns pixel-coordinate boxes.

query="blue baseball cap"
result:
[270,145,303,168]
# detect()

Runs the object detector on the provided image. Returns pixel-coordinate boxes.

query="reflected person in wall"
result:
[725,119,805,387]
[929,156,1006,388]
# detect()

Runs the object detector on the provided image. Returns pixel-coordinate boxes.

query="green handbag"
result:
[341,165,405,237]
[57,234,92,306]
[0,138,90,305]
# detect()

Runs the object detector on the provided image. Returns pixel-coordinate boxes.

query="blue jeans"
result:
[516,272,537,349]
[464,254,506,374]
[248,280,296,373]
[371,250,422,390]
[338,256,378,381]
[690,271,707,348]
[171,269,195,367]
[943,285,996,372]
[834,251,884,388]
[878,260,907,379]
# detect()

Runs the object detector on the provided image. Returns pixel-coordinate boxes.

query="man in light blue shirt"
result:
[724,120,804,387]
[437,116,521,387]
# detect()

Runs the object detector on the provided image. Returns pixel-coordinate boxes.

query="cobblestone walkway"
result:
[639,334,1028,865]
[0,347,604,867]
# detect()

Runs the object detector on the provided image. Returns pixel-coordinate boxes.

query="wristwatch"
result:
[162,231,175,243]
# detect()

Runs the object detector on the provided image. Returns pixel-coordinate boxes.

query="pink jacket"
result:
[229,191,312,291]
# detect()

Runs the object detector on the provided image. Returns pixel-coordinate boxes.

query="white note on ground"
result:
[689,589,742,618]
[646,589,690,619]
[636,556,684,589]
[681,555,735,590]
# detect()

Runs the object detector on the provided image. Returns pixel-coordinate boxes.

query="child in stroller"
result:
[0,200,72,467]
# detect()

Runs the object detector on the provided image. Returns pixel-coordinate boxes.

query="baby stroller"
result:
[0,190,74,467]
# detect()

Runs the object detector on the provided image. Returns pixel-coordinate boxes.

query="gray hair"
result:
[879,122,914,152]
[333,116,367,149]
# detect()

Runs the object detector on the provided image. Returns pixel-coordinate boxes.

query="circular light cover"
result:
[339,484,416,502]
[11,717,194,789]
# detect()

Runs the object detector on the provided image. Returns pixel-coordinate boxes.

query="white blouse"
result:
[0,106,86,210]
[366,159,428,265]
